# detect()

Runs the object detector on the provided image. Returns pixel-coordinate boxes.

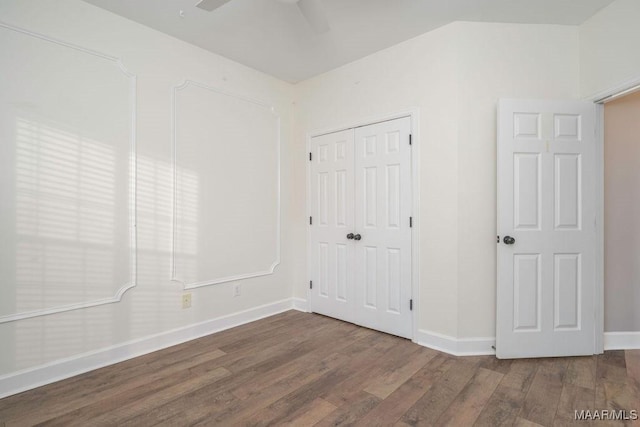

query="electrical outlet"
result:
[233,284,241,297]
[182,293,192,309]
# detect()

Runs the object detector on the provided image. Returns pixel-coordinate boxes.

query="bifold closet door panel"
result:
[353,117,412,338]
[309,129,355,323]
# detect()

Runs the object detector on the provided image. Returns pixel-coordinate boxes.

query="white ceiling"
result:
[83,0,614,83]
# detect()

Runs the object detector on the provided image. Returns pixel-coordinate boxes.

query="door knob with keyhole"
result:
[353,234,362,241]
[503,236,515,245]
[346,233,354,240]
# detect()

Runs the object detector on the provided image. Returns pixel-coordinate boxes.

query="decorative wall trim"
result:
[415,329,496,357]
[0,22,137,324]
[171,80,281,290]
[604,331,640,350]
[0,298,297,399]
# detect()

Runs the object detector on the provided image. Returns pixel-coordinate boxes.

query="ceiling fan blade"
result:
[297,0,330,34]
[195,0,232,12]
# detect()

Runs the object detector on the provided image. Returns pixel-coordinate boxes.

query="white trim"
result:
[305,109,421,340]
[587,75,640,104]
[604,332,640,350]
[0,298,297,399]
[594,104,605,354]
[0,22,137,324]
[170,80,281,289]
[291,298,309,312]
[415,329,496,357]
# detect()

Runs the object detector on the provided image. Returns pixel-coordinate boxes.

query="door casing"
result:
[305,109,421,341]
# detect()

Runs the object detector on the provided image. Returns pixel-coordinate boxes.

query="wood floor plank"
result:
[500,358,540,393]
[355,353,455,427]
[51,366,231,426]
[474,357,541,426]
[314,391,381,427]
[236,344,396,425]
[123,320,371,425]
[0,312,304,422]
[320,338,420,407]
[400,356,483,425]
[565,356,597,390]
[479,356,513,375]
[514,417,546,427]
[626,349,640,403]
[517,358,569,426]
[364,346,437,399]
[2,348,228,426]
[190,352,351,426]
[279,398,337,426]
[435,366,504,426]
[1,311,639,427]
[553,383,596,426]
[474,383,530,427]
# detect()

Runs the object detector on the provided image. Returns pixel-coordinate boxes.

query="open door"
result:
[497,99,597,359]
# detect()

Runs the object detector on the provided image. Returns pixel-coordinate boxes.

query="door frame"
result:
[588,74,640,353]
[305,109,421,341]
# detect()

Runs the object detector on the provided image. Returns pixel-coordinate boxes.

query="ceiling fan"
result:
[195,0,330,34]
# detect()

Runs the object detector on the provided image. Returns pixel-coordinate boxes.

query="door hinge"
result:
[310,216,313,225]
[310,280,313,289]
[309,152,312,161]
[497,235,500,243]
[409,134,412,145]
[410,299,413,311]
[409,217,413,228]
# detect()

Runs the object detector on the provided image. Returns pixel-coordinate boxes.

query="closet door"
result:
[353,117,413,338]
[309,129,355,322]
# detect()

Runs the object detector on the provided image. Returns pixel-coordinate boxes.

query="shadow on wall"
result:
[8,114,202,369]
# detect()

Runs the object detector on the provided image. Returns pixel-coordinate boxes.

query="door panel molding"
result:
[497,99,597,359]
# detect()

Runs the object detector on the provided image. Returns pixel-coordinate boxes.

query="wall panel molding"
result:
[171,80,281,289]
[0,22,137,323]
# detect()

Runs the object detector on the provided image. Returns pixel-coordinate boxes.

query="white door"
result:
[497,99,596,358]
[309,129,355,323]
[309,117,413,339]
[353,118,413,338]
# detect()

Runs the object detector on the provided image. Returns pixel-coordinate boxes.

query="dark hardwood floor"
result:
[0,311,638,426]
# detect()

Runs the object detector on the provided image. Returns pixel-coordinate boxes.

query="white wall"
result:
[294,23,461,337]
[580,0,640,98]
[293,22,579,340]
[455,23,579,338]
[0,0,295,381]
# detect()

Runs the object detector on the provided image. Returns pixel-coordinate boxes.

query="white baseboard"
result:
[604,331,640,350]
[291,297,309,312]
[415,329,496,356]
[0,298,297,399]
[414,330,640,356]
[6,303,630,399]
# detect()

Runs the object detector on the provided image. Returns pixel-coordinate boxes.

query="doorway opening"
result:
[601,90,640,338]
